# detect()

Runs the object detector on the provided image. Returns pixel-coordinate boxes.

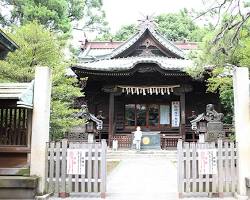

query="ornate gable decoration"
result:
[108,16,185,59]
[138,15,157,32]
[138,38,156,56]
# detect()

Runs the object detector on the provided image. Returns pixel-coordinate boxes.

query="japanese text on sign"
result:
[171,101,180,127]
[198,149,217,174]
[67,149,86,175]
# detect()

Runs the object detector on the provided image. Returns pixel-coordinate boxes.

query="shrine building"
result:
[72,18,222,148]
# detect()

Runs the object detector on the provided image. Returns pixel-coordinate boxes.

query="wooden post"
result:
[101,139,107,198]
[108,92,114,146]
[177,139,183,198]
[218,139,223,197]
[180,93,186,140]
[27,109,32,165]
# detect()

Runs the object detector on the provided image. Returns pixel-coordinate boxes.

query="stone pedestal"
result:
[205,121,225,142]
[88,133,94,143]
[198,133,205,143]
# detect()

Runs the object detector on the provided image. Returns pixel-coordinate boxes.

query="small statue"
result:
[205,104,224,122]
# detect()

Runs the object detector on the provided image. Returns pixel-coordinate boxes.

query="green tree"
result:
[97,24,137,41]
[156,10,209,41]
[0,0,109,35]
[188,21,250,124]
[0,22,83,139]
[0,0,85,33]
[97,10,209,42]
[77,0,109,33]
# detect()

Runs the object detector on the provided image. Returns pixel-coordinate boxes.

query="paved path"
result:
[106,156,178,200]
[49,154,236,200]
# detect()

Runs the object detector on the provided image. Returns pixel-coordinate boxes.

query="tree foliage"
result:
[0,0,109,35]
[0,0,85,33]
[75,0,109,33]
[156,10,209,42]
[0,22,83,139]
[97,10,210,42]
[96,24,137,41]
[194,0,250,50]
[188,18,250,124]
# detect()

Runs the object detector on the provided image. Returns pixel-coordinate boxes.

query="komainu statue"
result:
[205,104,224,122]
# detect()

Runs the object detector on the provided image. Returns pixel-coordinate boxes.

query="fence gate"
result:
[45,139,107,198]
[177,140,238,198]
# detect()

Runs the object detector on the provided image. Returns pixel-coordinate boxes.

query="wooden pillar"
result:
[27,109,32,166]
[108,92,114,146]
[180,93,186,140]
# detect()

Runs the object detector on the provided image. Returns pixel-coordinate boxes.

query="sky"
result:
[102,0,205,33]
[74,0,206,43]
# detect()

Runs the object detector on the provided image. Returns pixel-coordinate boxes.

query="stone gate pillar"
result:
[233,67,250,199]
[30,66,52,194]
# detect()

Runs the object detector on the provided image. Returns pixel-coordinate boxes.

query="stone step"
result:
[107,150,177,154]
[107,150,178,160]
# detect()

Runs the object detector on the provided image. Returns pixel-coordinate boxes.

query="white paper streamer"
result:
[118,85,180,95]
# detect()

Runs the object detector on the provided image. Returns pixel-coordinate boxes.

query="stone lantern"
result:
[190,104,225,142]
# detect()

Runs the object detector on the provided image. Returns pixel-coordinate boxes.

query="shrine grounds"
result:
[49,153,236,200]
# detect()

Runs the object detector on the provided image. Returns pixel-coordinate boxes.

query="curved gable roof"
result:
[108,26,185,59]
[73,56,193,73]
[74,17,193,75]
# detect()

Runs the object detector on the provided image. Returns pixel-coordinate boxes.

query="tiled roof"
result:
[78,41,198,61]
[75,18,196,74]
[82,41,198,50]
[74,56,193,72]
[106,27,185,59]
[0,81,34,108]
[0,29,19,51]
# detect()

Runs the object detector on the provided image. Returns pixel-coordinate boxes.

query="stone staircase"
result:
[107,149,177,161]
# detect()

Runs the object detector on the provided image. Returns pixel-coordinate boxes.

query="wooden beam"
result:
[180,93,186,139]
[108,93,114,146]
[0,146,31,153]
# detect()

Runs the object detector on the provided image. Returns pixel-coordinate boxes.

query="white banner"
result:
[171,101,180,127]
[67,149,86,175]
[198,149,217,174]
[160,105,170,124]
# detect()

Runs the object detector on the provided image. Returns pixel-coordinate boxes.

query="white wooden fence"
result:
[45,139,107,197]
[177,140,238,198]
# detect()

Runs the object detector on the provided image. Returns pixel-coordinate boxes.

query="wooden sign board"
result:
[171,101,180,127]
[198,149,217,174]
[67,149,86,175]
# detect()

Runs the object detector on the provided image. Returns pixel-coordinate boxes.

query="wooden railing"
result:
[0,108,29,146]
[111,134,132,149]
[161,135,182,149]
[111,134,181,149]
